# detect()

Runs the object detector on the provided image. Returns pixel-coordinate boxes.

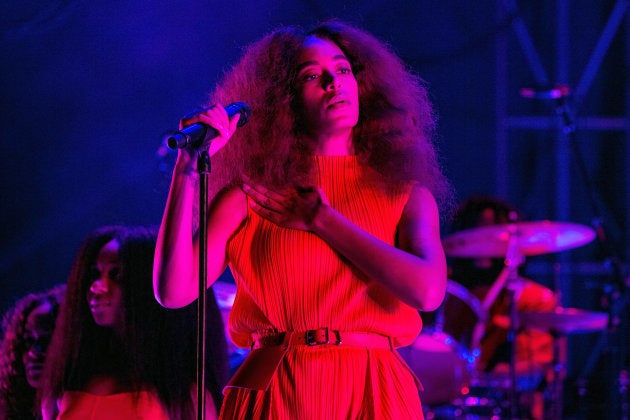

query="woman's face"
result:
[295,36,359,138]
[21,302,55,389]
[86,239,124,332]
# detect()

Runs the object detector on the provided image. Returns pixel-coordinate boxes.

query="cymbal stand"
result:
[545,330,568,420]
[504,223,525,419]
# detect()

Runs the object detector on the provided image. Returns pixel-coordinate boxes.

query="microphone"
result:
[167,102,251,149]
[519,84,570,100]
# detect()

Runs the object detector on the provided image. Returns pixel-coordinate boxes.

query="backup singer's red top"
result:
[222,155,425,419]
[56,391,169,420]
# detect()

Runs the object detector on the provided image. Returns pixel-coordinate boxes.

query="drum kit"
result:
[399,220,609,419]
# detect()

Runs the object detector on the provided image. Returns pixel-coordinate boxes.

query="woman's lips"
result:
[89,300,111,311]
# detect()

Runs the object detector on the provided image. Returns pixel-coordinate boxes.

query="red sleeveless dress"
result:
[222,156,425,419]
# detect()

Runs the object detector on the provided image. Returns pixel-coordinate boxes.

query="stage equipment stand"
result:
[196,150,211,420]
[544,330,568,420]
[503,221,526,419]
[552,90,629,420]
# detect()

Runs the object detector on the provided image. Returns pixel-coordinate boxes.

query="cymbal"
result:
[443,220,596,258]
[519,307,608,334]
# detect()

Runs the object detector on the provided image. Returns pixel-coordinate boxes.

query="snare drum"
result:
[399,280,487,407]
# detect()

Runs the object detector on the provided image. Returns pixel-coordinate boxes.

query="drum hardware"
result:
[503,223,526,419]
[518,307,608,335]
[441,219,598,419]
[442,220,596,259]
[448,221,531,418]
[517,306,609,418]
[400,280,488,407]
[572,285,629,419]
[515,308,608,420]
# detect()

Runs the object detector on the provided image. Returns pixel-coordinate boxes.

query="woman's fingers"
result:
[241,180,324,231]
[242,182,287,212]
[179,104,231,138]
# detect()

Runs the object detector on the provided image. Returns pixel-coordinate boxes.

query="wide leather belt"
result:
[225,328,401,391]
[251,327,393,350]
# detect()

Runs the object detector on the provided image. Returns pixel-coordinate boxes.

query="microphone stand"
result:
[166,103,252,419]
[196,150,211,420]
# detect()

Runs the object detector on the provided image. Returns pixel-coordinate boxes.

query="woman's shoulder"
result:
[213,185,248,220]
[216,184,247,201]
[406,184,438,206]
[399,184,440,224]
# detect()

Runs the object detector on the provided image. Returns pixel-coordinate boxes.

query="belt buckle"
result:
[305,328,341,346]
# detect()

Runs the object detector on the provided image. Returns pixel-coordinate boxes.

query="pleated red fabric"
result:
[222,155,424,419]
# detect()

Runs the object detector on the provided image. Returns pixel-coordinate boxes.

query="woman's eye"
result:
[339,67,352,75]
[302,73,318,82]
[88,267,100,280]
[108,268,120,282]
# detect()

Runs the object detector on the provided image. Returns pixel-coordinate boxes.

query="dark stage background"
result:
[1,1,628,418]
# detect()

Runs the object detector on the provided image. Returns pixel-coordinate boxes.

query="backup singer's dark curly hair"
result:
[0,285,65,420]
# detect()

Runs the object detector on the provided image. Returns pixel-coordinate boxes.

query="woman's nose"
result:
[89,279,109,295]
[26,342,45,357]
[24,335,51,356]
[323,73,341,90]
[27,347,40,358]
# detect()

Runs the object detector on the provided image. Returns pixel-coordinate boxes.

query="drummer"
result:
[446,195,557,415]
